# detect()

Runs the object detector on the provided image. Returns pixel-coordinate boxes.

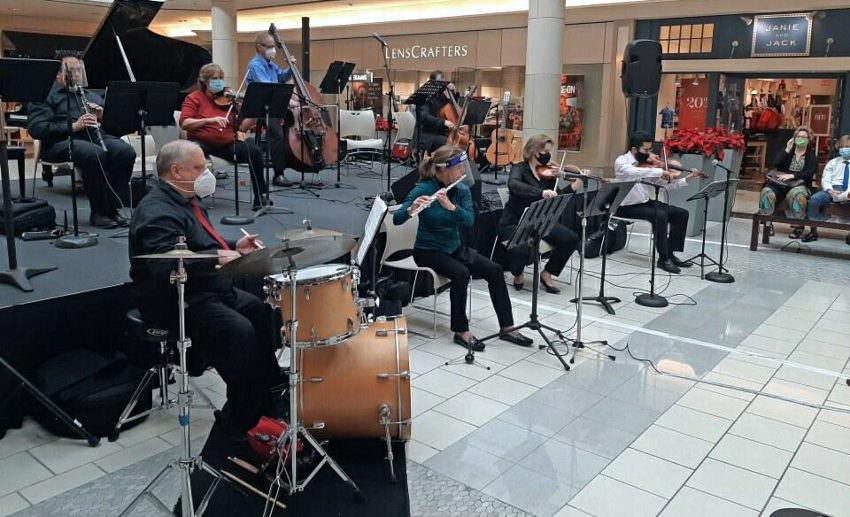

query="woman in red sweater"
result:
[180,63,269,210]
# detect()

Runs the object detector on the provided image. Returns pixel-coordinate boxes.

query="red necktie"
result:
[190,198,230,250]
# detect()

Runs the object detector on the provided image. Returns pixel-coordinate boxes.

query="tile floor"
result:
[3,216,850,517]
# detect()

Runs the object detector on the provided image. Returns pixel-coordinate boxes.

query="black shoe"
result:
[766,222,775,236]
[273,175,293,187]
[670,255,693,268]
[801,230,819,242]
[453,333,485,352]
[252,198,274,211]
[213,410,249,442]
[89,213,118,229]
[513,281,524,291]
[214,171,228,181]
[789,227,804,239]
[657,258,681,274]
[500,331,533,347]
[845,233,850,245]
[539,275,561,294]
[112,211,129,228]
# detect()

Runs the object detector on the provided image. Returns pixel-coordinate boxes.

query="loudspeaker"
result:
[621,39,662,98]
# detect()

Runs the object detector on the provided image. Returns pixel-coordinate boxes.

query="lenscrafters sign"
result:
[751,13,812,57]
[386,45,470,60]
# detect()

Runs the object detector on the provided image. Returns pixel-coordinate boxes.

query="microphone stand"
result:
[377,40,396,194]
[634,181,668,307]
[705,163,735,283]
[55,70,97,249]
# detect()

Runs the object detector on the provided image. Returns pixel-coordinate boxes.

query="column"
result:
[211,0,238,87]
[522,0,565,145]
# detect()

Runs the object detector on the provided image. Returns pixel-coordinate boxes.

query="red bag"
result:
[246,416,303,461]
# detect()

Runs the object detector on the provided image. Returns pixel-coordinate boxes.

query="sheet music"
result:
[357,196,388,267]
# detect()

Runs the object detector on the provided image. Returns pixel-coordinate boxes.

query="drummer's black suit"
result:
[129,180,280,435]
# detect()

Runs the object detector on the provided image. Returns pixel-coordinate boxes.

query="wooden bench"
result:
[751,203,850,250]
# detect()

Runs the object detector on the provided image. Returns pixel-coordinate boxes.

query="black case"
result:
[0,197,56,235]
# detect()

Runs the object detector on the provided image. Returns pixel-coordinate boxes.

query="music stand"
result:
[102,81,179,205]
[0,58,59,291]
[571,180,635,315]
[238,82,295,221]
[685,179,739,280]
[479,195,573,371]
[405,79,448,159]
[319,61,355,188]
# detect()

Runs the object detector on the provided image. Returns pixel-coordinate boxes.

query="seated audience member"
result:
[759,125,817,238]
[803,134,850,244]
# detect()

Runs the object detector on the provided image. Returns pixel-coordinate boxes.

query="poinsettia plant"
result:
[664,127,745,160]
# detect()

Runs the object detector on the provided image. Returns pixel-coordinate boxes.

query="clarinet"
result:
[77,86,108,152]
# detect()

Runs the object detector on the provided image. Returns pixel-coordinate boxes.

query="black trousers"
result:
[140,287,279,433]
[196,140,267,205]
[499,222,579,277]
[413,247,513,333]
[45,135,135,216]
[617,200,688,259]
[266,118,287,175]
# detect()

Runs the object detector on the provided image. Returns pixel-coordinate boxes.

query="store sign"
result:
[751,13,812,57]
[678,81,709,130]
[385,45,470,60]
[808,105,831,136]
[350,72,373,82]
[558,75,584,152]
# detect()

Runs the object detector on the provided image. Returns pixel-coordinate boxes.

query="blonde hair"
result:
[197,63,223,91]
[793,125,815,146]
[418,145,465,180]
[523,134,554,162]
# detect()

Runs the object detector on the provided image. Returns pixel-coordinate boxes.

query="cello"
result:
[439,84,478,160]
[269,24,338,173]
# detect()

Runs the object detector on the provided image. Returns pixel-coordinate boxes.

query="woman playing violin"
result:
[498,134,581,293]
[179,63,269,210]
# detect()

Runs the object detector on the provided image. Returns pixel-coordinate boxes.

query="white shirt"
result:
[819,156,850,192]
[614,151,687,206]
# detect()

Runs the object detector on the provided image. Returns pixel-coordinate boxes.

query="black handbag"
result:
[766,169,804,190]
[0,197,56,235]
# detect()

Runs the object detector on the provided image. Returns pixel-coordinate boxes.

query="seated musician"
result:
[128,140,280,440]
[804,134,850,243]
[499,134,580,294]
[180,63,269,210]
[27,54,136,229]
[393,145,532,351]
[614,131,702,274]
[413,70,457,154]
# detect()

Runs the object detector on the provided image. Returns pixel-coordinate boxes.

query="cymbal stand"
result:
[120,239,225,517]
[261,263,363,515]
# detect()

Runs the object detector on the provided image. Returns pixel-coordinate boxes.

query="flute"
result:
[409,174,466,216]
[77,86,108,152]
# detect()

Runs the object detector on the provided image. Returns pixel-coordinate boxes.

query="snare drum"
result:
[299,317,411,440]
[265,264,360,347]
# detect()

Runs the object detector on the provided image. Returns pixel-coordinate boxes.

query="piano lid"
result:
[82,0,210,91]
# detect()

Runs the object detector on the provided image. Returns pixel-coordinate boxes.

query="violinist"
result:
[180,63,268,210]
[498,135,581,293]
[614,131,703,274]
[413,70,457,154]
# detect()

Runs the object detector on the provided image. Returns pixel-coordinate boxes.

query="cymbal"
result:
[134,249,219,260]
[219,235,356,277]
[275,227,342,241]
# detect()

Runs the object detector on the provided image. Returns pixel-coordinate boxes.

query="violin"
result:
[213,87,244,108]
[535,163,560,179]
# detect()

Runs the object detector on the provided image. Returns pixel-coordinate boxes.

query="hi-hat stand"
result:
[119,239,227,517]
[634,181,669,308]
[571,180,634,315]
[480,194,574,371]
[684,179,738,280]
[318,61,355,188]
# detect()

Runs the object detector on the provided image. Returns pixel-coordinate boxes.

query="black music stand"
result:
[480,195,573,371]
[704,166,737,284]
[101,81,179,205]
[319,61,355,188]
[405,79,448,158]
[685,179,739,280]
[571,181,635,315]
[0,58,59,291]
[238,82,295,222]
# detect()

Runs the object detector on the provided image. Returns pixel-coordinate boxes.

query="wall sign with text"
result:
[677,81,709,131]
[751,13,812,57]
[385,45,470,60]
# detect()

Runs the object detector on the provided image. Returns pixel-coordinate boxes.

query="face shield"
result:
[436,151,473,186]
[62,59,88,89]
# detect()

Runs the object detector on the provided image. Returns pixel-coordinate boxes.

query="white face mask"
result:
[170,169,216,198]
[264,47,276,61]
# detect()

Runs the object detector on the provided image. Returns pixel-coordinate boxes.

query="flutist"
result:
[393,145,533,352]
[28,54,136,229]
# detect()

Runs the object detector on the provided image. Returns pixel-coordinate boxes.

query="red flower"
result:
[664,127,745,160]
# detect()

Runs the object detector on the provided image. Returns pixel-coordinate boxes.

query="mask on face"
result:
[537,152,551,165]
[795,137,809,147]
[207,79,225,94]
[264,47,276,61]
[635,150,650,164]
[170,169,216,198]
[838,147,850,160]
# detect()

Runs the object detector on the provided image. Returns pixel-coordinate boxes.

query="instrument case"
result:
[0,197,56,235]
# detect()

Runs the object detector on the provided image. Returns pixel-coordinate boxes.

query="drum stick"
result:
[228,456,259,475]
[221,470,287,510]
[410,174,466,216]
[240,228,265,249]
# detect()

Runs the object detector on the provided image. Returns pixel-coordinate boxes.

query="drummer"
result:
[128,139,281,441]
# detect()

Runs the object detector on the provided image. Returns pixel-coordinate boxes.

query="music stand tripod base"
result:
[0,266,58,292]
[55,233,98,249]
[705,270,735,283]
[221,214,254,225]
[635,292,669,307]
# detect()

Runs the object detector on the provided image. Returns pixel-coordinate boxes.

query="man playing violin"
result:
[413,70,458,154]
[247,32,295,187]
[614,130,703,274]
[180,63,268,210]
[499,134,580,293]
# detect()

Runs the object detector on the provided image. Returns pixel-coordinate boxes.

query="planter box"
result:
[663,153,712,237]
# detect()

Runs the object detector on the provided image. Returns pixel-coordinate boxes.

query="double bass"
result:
[439,84,478,160]
[269,24,338,173]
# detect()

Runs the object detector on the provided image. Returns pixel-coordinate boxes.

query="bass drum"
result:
[299,317,411,440]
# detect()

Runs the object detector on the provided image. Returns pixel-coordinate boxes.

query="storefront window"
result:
[660,23,714,55]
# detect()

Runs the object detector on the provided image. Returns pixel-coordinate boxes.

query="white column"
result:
[522,0,565,145]
[211,0,238,87]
